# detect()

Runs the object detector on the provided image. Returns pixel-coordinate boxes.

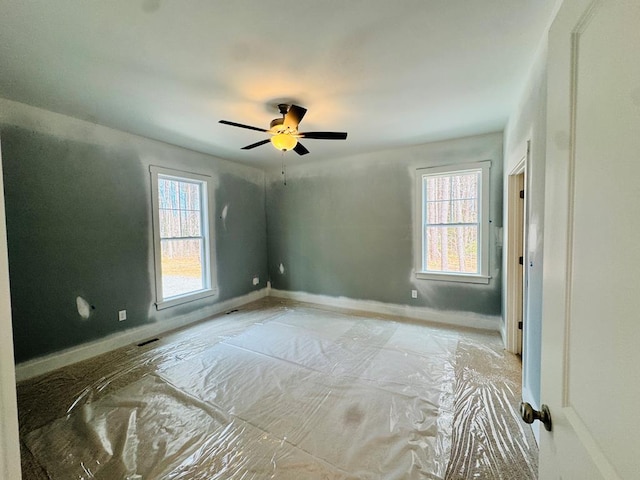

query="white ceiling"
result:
[0,0,557,168]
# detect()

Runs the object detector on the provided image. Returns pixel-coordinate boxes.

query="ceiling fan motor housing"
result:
[270,117,285,131]
[270,117,297,135]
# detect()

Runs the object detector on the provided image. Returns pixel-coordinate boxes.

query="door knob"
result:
[520,402,552,431]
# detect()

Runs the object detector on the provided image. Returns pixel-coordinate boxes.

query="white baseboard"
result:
[269,289,501,332]
[15,288,268,382]
[500,320,508,349]
[15,287,501,382]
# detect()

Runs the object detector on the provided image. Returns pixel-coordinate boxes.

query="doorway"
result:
[505,142,528,356]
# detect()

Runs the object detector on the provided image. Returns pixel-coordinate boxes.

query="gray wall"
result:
[267,132,503,318]
[503,38,548,406]
[1,102,267,363]
[1,98,506,363]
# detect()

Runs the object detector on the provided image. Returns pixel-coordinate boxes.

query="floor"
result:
[16,298,537,479]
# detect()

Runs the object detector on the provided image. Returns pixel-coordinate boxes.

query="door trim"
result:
[504,140,529,354]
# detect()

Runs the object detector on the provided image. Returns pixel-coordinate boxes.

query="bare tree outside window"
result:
[157,176,206,298]
[423,170,480,274]
[150,165,216,309]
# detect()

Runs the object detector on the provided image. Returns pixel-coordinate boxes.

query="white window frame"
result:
[414,160,491,284]
[150,166,216,309]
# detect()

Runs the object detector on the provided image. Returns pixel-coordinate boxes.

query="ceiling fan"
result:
[219,104,347,156]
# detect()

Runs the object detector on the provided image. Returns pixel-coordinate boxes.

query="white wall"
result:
[503,35,549,411]
[0,133,22,479]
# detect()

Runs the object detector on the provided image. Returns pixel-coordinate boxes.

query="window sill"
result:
[415,272,491,284]
[155,288,217,310]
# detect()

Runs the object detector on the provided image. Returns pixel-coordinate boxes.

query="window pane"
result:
[184,182,201,211]
[159,209,181,238]
[160,238,204,298]
[426,200,446,224]
[424,171,479,224]
[449,198,478,223]
[159,178,180,210]
[426,173,479,201]
[158,177,203,241]
[158,179,169,208]
[153,169,212,304]
[180,210,201,237]
[418,163,488,279]
[425,199,478,225]
[425,225,478,273]
[449,172,479,200]
[426,176,451,202]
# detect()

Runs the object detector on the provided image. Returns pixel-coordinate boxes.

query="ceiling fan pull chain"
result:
[281,155,287,186]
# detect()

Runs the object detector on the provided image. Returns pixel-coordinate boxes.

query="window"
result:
[150,166,215,308]
[415,161,490,284]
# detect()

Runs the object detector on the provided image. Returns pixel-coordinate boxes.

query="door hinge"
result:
[519,256,524,265]
[518,321,523,330]
[520,190,525,199]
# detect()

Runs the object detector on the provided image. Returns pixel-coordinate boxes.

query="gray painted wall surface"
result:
[0,98,505,364]
[267,133,504,317]
[503,39,548,405]
[1,108,267,363]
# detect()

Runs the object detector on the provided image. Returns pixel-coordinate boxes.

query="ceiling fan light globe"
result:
[271,133,297,152]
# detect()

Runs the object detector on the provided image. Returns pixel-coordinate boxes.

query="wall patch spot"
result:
[279,263,285,275]
[76,296,91,320]
[221,204,229,230]
[141,0,161,13]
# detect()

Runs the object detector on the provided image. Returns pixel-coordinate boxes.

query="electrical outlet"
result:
[118,310,127,321]
[252,276,259,286]
[411,290,418,299]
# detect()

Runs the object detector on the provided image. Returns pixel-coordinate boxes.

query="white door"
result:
[540,0,640,479]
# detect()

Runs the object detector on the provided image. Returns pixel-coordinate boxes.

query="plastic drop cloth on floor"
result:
[18,298,537,479]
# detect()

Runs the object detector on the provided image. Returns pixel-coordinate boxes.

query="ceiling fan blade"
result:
[219,120,267,133]
[283,104,307,128]
[241,139,271,150]
[293,142,309,156]
[298,131,348,140]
